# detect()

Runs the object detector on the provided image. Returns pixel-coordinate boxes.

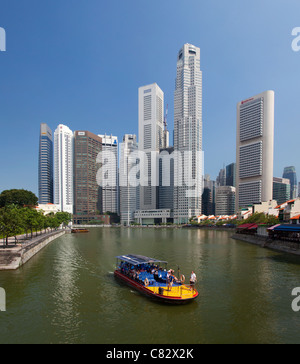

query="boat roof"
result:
[116,254,167,266]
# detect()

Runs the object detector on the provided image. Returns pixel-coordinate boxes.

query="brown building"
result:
[73,131,103,224]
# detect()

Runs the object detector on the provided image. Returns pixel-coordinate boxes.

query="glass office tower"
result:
[38,123,53,204]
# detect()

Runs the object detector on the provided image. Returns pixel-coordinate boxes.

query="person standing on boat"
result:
[190,271,197,290]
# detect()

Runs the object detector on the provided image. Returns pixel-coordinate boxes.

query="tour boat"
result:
[114,254,198,304]
[71,228,89,233]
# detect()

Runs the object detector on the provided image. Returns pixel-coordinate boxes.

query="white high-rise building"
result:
[138,83,164,210]
[98,134,118,215]
[54,124,74,214]
[119,134,139,226]
[173,44,203,223]
[236,90,274,211]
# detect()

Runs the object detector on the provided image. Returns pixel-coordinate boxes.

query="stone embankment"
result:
[0,230,66,270]
[232,233,300,256]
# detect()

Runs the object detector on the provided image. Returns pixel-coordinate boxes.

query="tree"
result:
[55,212,72,227]
[0,205,23,245]
[21,207,39,239]
[0,189,38,208]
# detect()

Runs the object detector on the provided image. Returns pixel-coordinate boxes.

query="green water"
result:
[0,227,300,344]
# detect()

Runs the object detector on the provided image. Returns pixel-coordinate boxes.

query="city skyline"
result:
[1,1,300,195]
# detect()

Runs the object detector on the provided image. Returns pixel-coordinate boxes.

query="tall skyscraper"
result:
[236,90,274,211]
[38,123,53,204]
[98,134,118,215]
[119,134,139,226]
[282,166,297,199]
[226,163,236,187]
[138,83,164,210]
[54,124,74,214]
[159,146,174,210]
[73,131,102,224]
[173,43,203,223]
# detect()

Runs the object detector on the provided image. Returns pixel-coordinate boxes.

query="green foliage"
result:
[237,212,279,226]
[0,189,38,208]
[0,205,71,245]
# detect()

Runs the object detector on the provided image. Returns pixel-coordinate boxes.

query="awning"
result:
[237,223,258,230]
[272,225,300,232]
[267,224,281,230]
[116,254,168,266]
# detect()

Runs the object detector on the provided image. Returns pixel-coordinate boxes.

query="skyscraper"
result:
[73,131,102,224]
[119,134,139,226]
[138,83,164,210]
[173,44,203,223]
[226,163,236,187]
[236,90,274,211]
[98,134,118,215]
[54,124,74,214]
[38,123,53,204]
[282,166,297,199]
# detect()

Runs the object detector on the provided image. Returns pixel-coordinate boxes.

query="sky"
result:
[0,0,300,196]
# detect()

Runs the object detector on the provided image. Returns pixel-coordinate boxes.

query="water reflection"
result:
[0,228,300,344]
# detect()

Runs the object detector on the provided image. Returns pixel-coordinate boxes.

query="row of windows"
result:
[239,181,262,207]
[239,142,262,179]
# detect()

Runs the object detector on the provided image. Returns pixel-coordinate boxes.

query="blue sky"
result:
[0,0,300,196]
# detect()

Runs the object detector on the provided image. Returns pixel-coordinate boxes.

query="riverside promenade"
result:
[0,230,66,270]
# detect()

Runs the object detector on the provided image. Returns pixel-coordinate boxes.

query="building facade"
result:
[98,134,119,215]
[54,124,74,214]
[119,134,139,226]
[282,166,297,199]
[173,43,203,223]
[73,131,102,224]
[273,177,291,205]
[236,90,274,211]
[215,186,236,216]
[38,123,53,204]
[138,83,164,210]
[159,147,174,211]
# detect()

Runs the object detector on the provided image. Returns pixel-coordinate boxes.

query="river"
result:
[0,227,300,344]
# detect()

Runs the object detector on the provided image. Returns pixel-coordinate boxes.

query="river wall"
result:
[231,233,300,256]
[0,230,66,270]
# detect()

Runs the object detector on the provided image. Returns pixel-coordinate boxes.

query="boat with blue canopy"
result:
[114,254,198,304]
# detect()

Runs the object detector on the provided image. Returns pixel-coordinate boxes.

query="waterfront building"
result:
[173,43,203,223]
[98,134,119,215]
[273,177,291,205]
[54,124,74,214]
[36,203,60,215]
[38,123,53,204]
[73,131,102,224]
[215,186,236,216]
[236,90,274,211]
[283,166,297,199]
[134,209,172,225]
[138,83,164,210]
[119,134,139,226]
